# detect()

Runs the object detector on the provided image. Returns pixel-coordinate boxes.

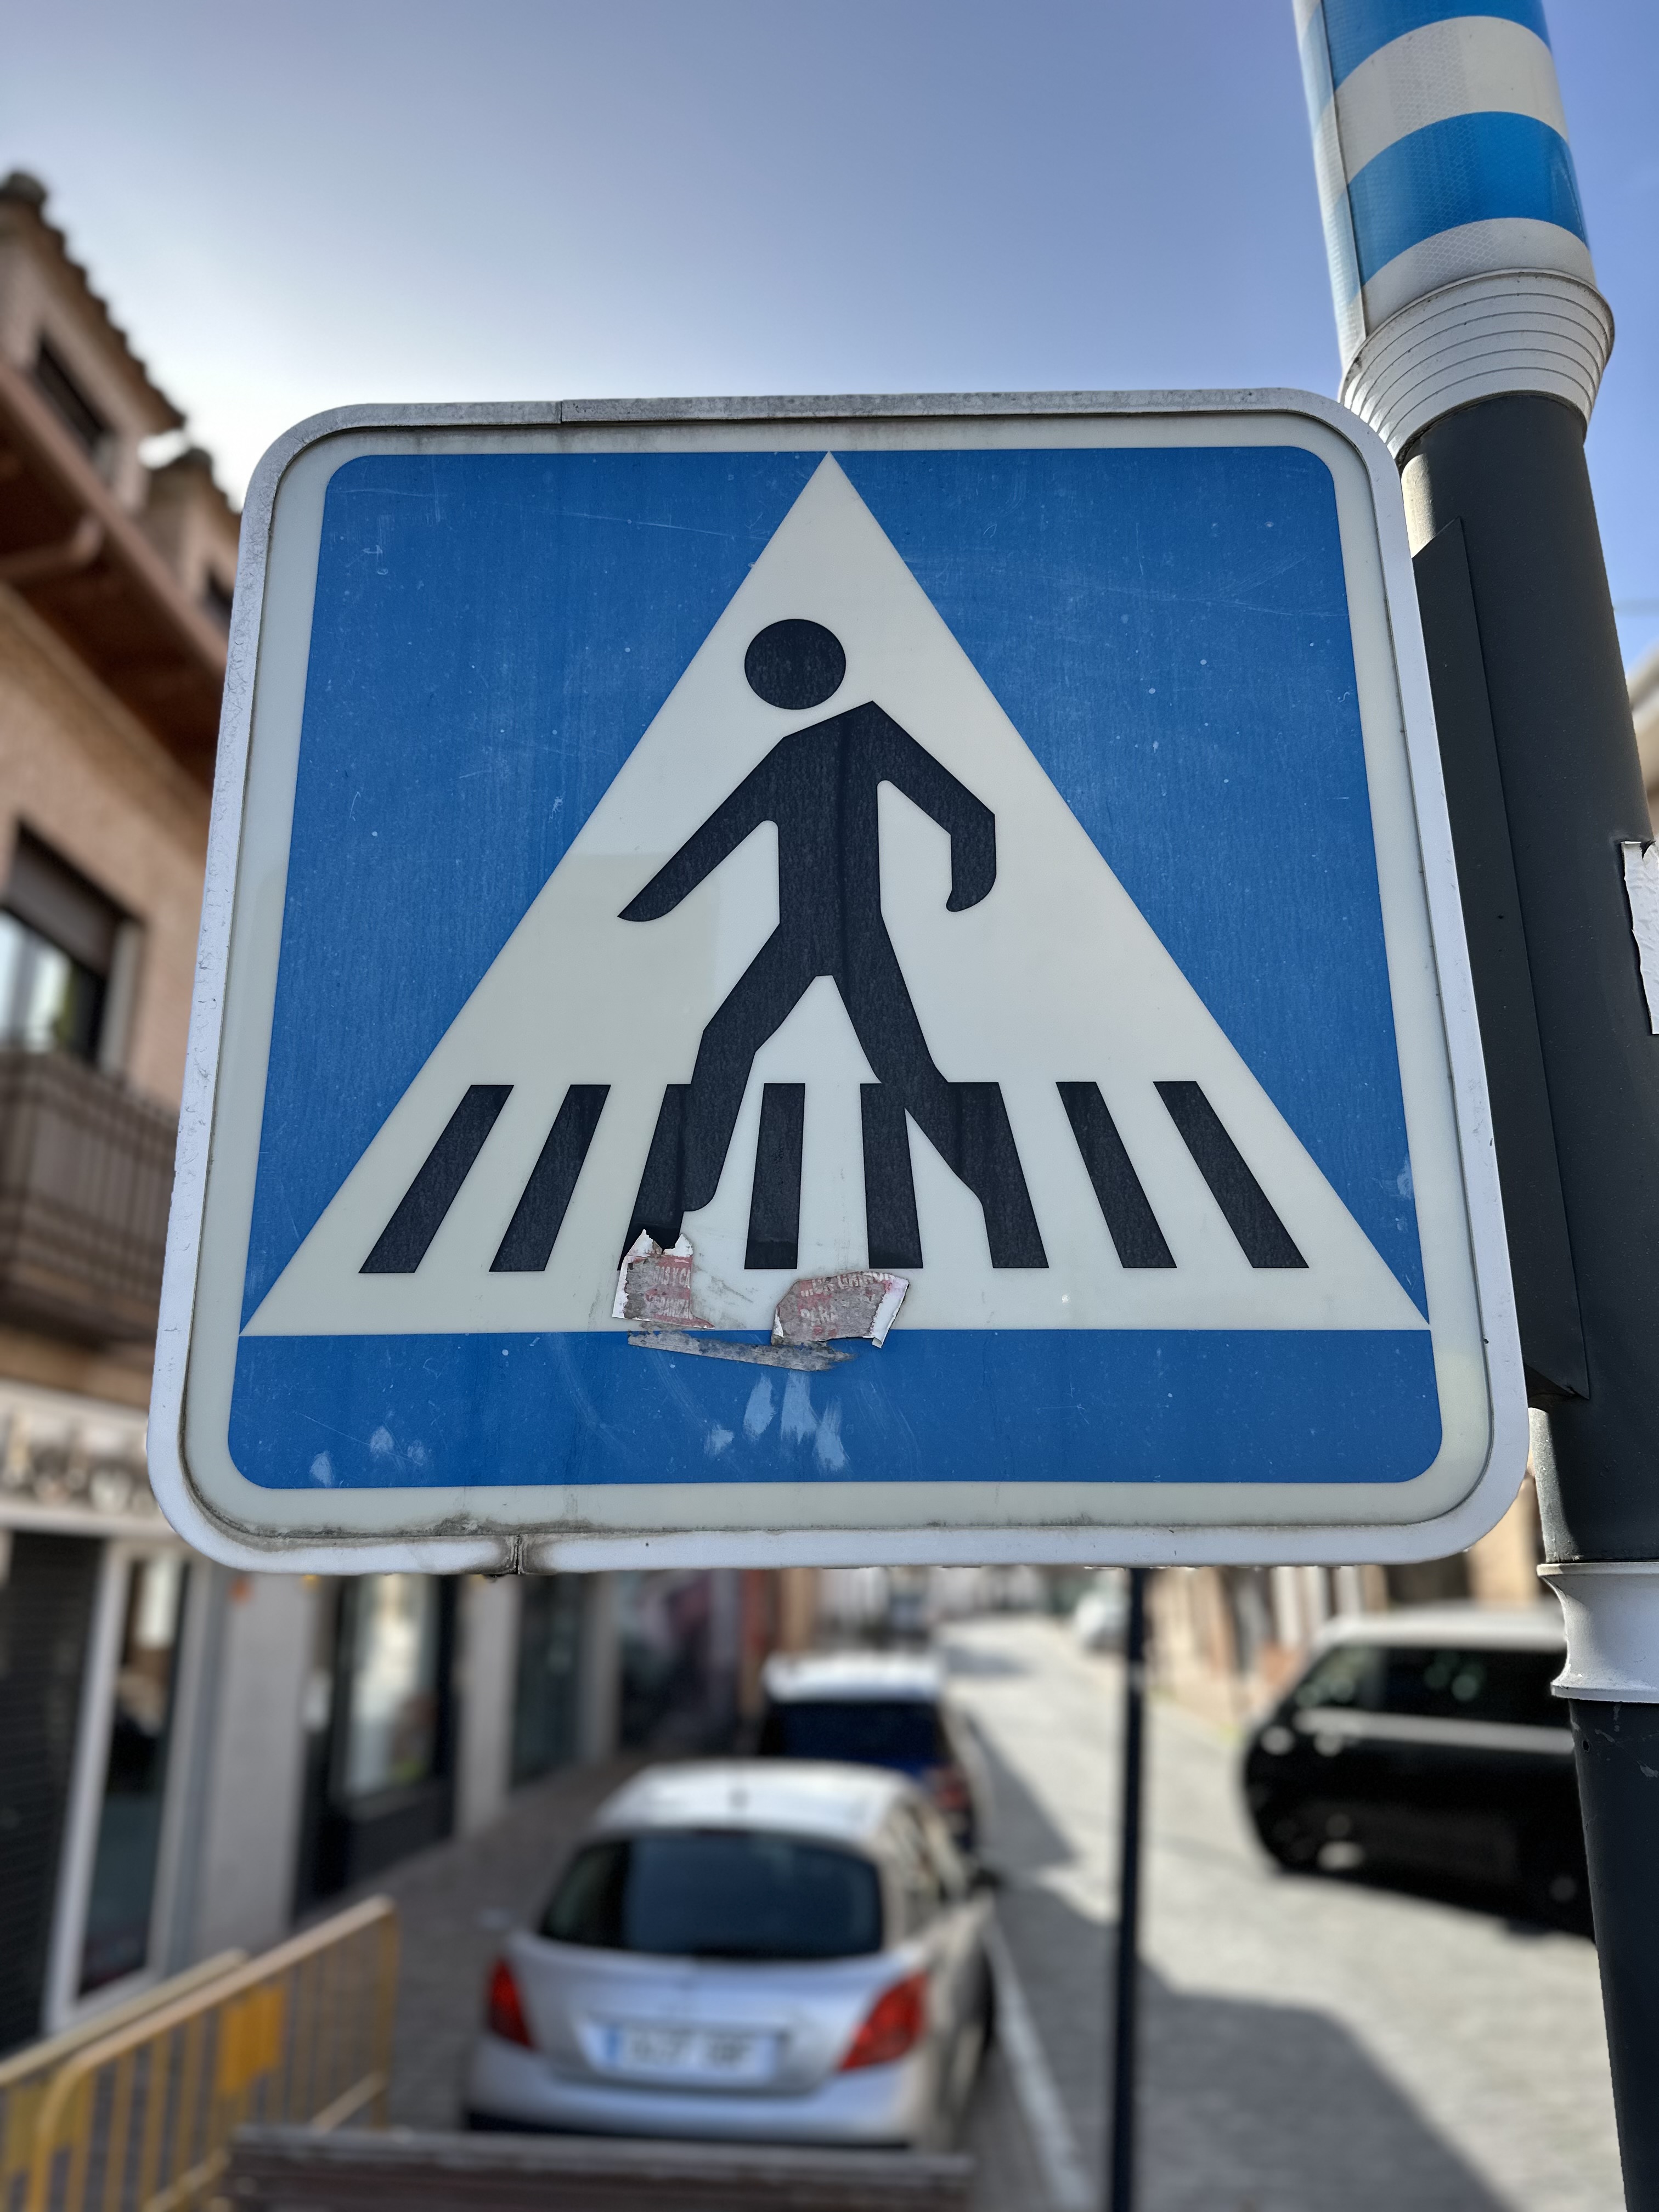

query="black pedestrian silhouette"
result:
[619,619,1047,1268]
[354,620,1309,1286]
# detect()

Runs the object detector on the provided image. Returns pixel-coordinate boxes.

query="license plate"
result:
[600,2020,776,2083]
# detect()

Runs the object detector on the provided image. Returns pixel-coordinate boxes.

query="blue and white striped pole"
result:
[1297,0,1611,453]
[1297,9,1659,2196]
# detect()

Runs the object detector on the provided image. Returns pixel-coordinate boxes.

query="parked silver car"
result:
[466,1760,995,2146]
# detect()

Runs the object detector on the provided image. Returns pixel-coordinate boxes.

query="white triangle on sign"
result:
[245,456,1426,1340]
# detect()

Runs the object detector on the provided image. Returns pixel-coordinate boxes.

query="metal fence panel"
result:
[22,1900,396,2212]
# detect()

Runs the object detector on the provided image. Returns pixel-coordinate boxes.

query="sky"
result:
[3,0,1655,667]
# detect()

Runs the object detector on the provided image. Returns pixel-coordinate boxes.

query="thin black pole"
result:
[1108,1567,1148,2212]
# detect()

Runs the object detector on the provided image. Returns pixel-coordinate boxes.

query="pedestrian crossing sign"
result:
[150,394,1525,1570]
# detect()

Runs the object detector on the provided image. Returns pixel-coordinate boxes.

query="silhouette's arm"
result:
[873,712,997,910]
[620,755,778,921]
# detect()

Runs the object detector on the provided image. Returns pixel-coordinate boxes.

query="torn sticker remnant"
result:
[614,1234,706,1330]
[772,1270,908,1349]
[1622,842,1659,1034]
[628,1331,852,1372]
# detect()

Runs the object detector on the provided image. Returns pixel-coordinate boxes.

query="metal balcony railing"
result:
[0,1047,177,1343]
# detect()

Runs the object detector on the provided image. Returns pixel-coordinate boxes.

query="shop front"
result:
[295,1572,458,1909]
[0,1381,198,2052]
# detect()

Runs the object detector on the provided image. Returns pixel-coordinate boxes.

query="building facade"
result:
[0,177,805,2057]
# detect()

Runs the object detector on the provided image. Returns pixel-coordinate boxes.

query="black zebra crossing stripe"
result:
[492,1086,610,1272]
[746,1084,806,1271]
[860,1083,924,1271]
[1155,1080,1306,1269]
[1058,1082,1175,1269]
[360,1085,511,1274]
[362,1075,1304,1277]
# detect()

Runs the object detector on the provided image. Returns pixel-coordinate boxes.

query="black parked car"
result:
[1242,1604,1588,1931]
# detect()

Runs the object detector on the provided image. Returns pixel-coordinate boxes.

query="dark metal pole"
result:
[1291,4,1659,2194]
[1402,395,1659,2203]
[1108,1567,1148,2212]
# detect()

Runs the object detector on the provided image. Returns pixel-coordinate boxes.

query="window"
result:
[1290,1644,1382,1713]
[511,1576,583,1786]
[1291,1641,1562,1728]
[0,1534,100,2049]
[1379,1645,1562,1728]
[543,1831,884,1960]
[758,1699,947,1769]
[0,831,125,1063]
[78,1555,187,1993]
[887,1804,944,1934]
[292,1576,456,1910]
[918,1804,969,1903]
[337,1574,443,1801]
[31,339,109,461]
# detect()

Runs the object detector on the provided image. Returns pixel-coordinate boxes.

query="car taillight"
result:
[924,1765,971,1813]
[486,1956,534,2047]
[839,1972,928,2070]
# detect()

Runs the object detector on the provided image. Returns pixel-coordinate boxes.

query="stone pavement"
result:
[948,1614,1622,2212]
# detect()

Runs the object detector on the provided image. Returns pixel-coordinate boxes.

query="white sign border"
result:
[150,391,1526,1571]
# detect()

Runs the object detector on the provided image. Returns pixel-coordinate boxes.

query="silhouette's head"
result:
[744,620,845,711]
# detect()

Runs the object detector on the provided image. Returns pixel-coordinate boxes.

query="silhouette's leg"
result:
[861,1084,923,1268]
[623,933,814,1254]
[747,1084,806,1270]
[682,936,815,1210]
[844,933,1047,1268]
[623,1084,690,1256]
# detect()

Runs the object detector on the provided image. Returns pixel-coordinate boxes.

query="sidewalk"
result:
[342,1756,642,2127]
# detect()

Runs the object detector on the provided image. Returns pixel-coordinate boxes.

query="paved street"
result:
[362,1611,1621,2211]
[951,1613,1622,2212]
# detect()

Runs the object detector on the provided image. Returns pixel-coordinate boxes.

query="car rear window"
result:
[1290,1643,1562,1726]
[541,1830,884,1960]
[758,1698,946,1765]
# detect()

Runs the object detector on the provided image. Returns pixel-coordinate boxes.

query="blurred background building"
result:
[0,174,819,2058]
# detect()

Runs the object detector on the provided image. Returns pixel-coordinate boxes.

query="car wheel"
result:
[1256,1802,1320,1869]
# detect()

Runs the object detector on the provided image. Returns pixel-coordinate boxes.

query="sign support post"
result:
[1108,1568,1148,2212]
[1296,3,1659,2192]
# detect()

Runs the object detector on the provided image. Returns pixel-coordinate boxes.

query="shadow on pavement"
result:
[970,1731,1509,2212]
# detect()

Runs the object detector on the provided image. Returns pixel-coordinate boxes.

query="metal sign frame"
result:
[149,391,1525,1571]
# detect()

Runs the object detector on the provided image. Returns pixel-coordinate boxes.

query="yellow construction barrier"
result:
[21,1898,397,2212]
[0,1955,246,2212]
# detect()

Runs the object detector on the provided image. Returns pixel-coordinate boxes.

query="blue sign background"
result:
[230,445,1440,1491]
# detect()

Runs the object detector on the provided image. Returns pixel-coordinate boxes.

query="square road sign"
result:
[150,393,1524,1570]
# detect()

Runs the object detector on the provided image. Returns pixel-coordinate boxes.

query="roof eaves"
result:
[0,173,185,432]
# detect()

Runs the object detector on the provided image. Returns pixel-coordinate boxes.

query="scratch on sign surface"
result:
[773,1270,908,1348]
[628,1330,851,1372]
[1623,842,1659,1034]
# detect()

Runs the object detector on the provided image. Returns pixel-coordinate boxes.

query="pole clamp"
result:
[1340,270,1613,459]
[1539,1560,1659,1703]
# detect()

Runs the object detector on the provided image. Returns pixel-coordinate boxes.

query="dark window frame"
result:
[31,338,110,460]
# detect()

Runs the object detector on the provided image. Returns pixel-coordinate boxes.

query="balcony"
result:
[0,1047,176,1343]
